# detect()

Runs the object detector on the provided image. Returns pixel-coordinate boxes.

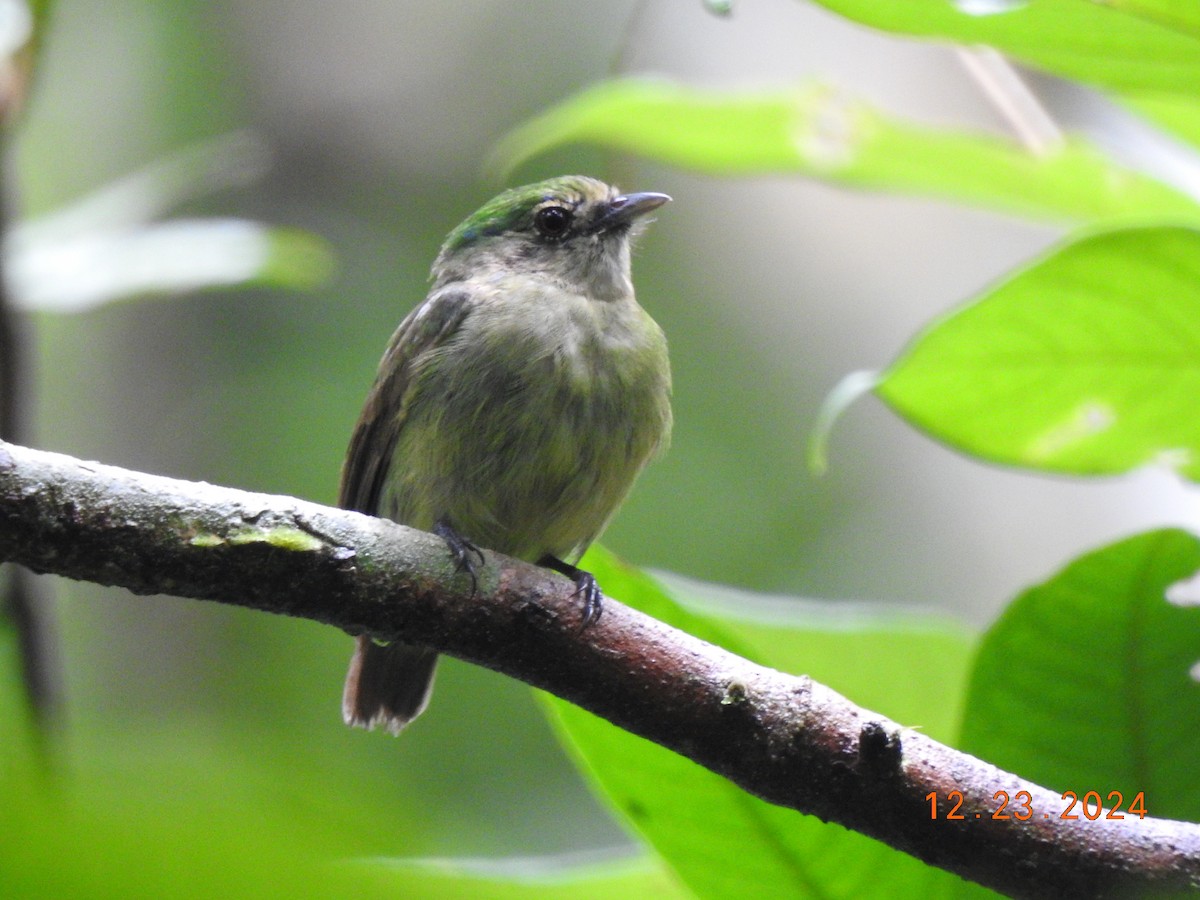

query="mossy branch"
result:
[0,439,1197,898]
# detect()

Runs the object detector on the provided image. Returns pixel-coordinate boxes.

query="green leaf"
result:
[650,571,976,740]
[357,854,690,899]
[540,549,985,899]
[811,0,1200,94]
[491,79,1200,225]
[12,219,334,312]
[1101,0,1200,40]
[960,529,1200,822]
[20,131,270,231]
[877,226,1200,480]
[8,133,333,311]
[259,226,338,290]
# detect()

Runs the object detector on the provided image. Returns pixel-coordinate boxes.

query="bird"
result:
[339,175,673,734]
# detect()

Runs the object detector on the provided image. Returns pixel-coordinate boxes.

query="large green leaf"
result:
[811,0,1200,94]
[491,79,1200,225]
[539,548,987,899]
[877,226,1200,480]
[961,529,1200,822]
[1101,0,1200,39]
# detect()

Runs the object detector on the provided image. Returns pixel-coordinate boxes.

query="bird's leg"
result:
[538,555,603,628]
[434,520,485,595]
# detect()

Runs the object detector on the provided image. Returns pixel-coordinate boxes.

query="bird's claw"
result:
[573,571,603,628]
[434,521,485,595]
[539,555,603,629]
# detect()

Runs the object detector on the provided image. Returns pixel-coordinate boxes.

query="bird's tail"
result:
[342,637,439,735]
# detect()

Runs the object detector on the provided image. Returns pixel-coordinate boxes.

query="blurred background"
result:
[12,0,1200,869]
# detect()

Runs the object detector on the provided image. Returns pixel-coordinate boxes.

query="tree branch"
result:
[0,439,1197,898]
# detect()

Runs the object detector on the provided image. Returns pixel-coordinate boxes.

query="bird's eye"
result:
[534,205,573,239]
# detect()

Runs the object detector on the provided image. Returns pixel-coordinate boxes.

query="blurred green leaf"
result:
[261,226,337,289]
[877,226,1200,479]
[651,570,976,740]
[8,133,333,311]
[20,131,271,237]
[0,0,32,63]
[5,716,619,900]
[360,853,690,899]
[540,548,984,899]
[26,0,49,28]
[0,614,37,775]
[1,739,380,900]
[960,529,1200,822]
[811,0,1200,94]
[11,219,334,312]
[1101,0,1200,39]
[702,0,733,17]
[492,79,1200,225]
[1124,92,1200,152]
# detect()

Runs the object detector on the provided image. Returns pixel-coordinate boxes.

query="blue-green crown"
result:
[441,175,613,254]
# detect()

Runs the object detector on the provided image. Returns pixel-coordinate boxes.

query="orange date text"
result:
[925,789,1147,822]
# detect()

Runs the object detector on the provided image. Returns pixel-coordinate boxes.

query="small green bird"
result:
[340,175,673,734]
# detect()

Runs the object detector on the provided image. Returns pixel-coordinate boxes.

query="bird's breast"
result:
[387,284,671,562]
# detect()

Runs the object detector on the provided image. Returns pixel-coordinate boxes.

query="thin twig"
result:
[956,47,1064,156]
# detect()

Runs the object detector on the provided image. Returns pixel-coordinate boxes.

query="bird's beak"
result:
[599,191,672,230]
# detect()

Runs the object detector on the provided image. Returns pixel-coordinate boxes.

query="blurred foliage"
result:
[5,0,1200,898]
[811,0,1200,94]
[492,78,1200,225]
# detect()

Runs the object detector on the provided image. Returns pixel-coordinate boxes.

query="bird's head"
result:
[432,176,670,300]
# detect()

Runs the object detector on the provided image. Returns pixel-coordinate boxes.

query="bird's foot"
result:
[434,520,485,595]
[539,555,603,628]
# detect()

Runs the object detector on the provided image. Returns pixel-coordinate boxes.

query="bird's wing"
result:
[338,288,476,514]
